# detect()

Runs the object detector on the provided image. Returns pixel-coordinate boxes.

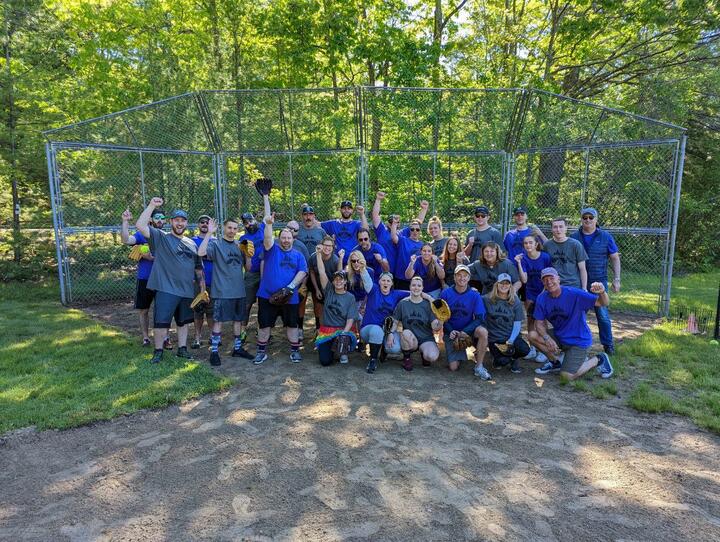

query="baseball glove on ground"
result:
[332,333,353,355]
[190,290,210,310]
[269,286,293,306]
[240,239,255,258]
[453,331,474,351]
[254,177,273,196]
[431,298,451,322]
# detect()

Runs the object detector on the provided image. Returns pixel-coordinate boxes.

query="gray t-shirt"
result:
[310,253,340,284]
[297,226,326,255]
[542,238,587,288]
[205,237,247,299]
[466,227,503,261]
[482,294,525,343]
[393,298,435,344]
[431,237,448,257]
[147,227,201,298]
[468,258,519,294]
[322,284,360,327]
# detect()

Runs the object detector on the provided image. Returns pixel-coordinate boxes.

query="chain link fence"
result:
[44,87,686,314]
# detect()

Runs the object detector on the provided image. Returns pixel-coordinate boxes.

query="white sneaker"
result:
[523,346,538,360]
[534,352,548,364]
[339,354,349,364]
[474,364,492,381]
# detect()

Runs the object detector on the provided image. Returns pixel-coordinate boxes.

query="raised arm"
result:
[135,197,163,238]
[263,213,275,251]
[433,254,445,280]
[315,246,329,290]
[405,254,417,279]
[357,204,368,230]
[416,200,429,224]
[390,219,400,245]
[121,210,136,245]
[371,191,385,228]
[590,282,610,307]
[514,254,527,283]
[197,218,217,257]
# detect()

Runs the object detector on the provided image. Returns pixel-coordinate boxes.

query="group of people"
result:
[120,189,621,382]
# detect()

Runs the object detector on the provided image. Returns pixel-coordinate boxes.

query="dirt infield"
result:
[1,303,720,541]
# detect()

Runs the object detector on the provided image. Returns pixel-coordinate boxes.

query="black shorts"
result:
[213,297,247,322]
[134,279,156,310]
[154,291,194,329]
[257,297,299,329]
[394,278,410,291]
[193,286,214,316]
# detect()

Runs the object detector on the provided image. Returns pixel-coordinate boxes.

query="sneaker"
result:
[534,352,549,364]
[535,360,562,375]
[474,364,492,380]
[510,359,522,374]
[209,351,221,366]
[142,338,151,347]
[339,354,349,364]
[290,351,303,363]
[231,346,253,359]
[163,337,173,350]
[596,352,614,378]
[603,344,616,356]
[366,358,378,374]
[176,347,194,360]
[492,356,511,369]
[253,352,268,365]
[402,357,413,372]
[150,350,163,364]
[191,339,201,349]
[523,346,537,360]
[422,358,431,367]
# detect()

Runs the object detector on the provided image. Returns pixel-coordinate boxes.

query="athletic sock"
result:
[402,349,412,359]
[290,341,301,353]
[369,343,381,359]
[256,341,268,354]
[233,335,243,350]
[210,332,221,353]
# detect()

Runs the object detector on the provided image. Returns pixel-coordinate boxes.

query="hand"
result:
[431,319,441,332]
[316,289,324,301]
[449,330,458,340]
[338,248,345,260]
[386,333,394,348]
[531,224,542,235]
[356,205,365,214]
[316,244,323,255]
[409,254,417,263]
[376,191,386,201]
[467,236,475,245]
[264,213,274,225]
[122,209,132,221]
[544,336,560,355]
[612,278,621,293]
[374,253,383,262]
[590,282,606,294]
[207,218,218,235]
[432,254,440,264]
[150,197,163,207]
[419,200,429,210]
[514,254,523,264]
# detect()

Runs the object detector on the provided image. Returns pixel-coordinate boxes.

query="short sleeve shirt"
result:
[132,231,153,280]
[482,294,525,343]
[362,285,409,327]
[394,236,424,277]
[393,298,435,344]
[296,226,326,255]
[205,238,247,299]
[469,259,519,294]
[321,219,362,263]
[440,286,485,333]
[466,227,503,261]
[191,236,214,287]
[310,253,340,284]
[542,238,587,288]
[147,227,202,298]
[322,284,360,327]
[257,244,308,304]
[533,286,597,348]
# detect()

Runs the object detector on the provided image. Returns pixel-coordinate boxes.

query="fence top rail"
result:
[50,141,216,156]
[514,138,680,154]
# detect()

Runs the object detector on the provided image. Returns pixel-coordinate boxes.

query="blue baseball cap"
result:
[496,273,513,283]
[581,207,598,218]
[541,267,559,279]
[170,209,188,220]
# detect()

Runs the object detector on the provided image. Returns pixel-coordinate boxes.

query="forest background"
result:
[1,0,719,274]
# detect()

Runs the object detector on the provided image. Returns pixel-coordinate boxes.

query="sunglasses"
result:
[582,215,595,220]
[322,244,334,248]
[475,213,488,218]
[198,220,209,224]
[358,237,370,242]
[409,227,421,232]
[350,259,360,263]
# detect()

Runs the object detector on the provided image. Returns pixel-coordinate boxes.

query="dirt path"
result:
[1,304,719,541]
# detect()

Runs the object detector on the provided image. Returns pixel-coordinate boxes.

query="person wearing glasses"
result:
[321,200,367,265]
[570,207,621,355]
[405,243,445,298]
[391,219,425,290]
[351,228,389,279]
[543,217,588,289]
[503,206,547,261]
[345,250,375,317]
[464,205,503,262]
[309,235,344,329]
[468,241,520,294]
[191,214,215,348]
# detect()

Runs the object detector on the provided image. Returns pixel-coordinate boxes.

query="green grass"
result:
[613,270,720,313]
[0,282,233,433]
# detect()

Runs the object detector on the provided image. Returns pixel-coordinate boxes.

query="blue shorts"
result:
[213,297,247,323]
[154,291,194,329]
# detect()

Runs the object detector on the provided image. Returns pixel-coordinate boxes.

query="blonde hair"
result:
[488,280,516,305]
[427,215,443,236]
[346,250,367,285]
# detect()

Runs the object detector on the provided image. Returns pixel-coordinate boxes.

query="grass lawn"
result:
[614,270,720,314]
[0,281,233,434]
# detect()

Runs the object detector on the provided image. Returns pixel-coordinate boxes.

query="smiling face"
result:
[428,222,441,239]
[542,273,561,295]
[279,229,294,250]
[321,239,334,257]
[482,245,498,265]
[223,220,239,240]
[474,212,488,227]
[523,235,538,253]
[198,218,210,234]
[454,270,470,289]
[420,244,433,262]
[357,232,371,250]
[514,211,527,226]
[410,276,424,295]
[408,222,421,240]
[349,251,364,271]
[333,274,347,291]
[171,217,187,236]
[446,237,459,255]
[497,280,511,298]
[340,205,353,219]
[581,213,597,232]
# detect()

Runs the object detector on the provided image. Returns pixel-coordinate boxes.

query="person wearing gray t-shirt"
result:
[198,217,254,365]
[464,205,503,262]
[543,217,588,289]
[136,197,205,364]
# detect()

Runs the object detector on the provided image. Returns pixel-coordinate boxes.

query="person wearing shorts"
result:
[440,264,490,378]
[239,194,270,327]
[191,214,215,348]
[197,217,253,366]
[309,235,343,330]
[135,198,205,364]
[529,267,614,380]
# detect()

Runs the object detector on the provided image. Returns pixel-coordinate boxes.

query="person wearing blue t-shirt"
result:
[321,200,367,265]
[191,215,215,349]
[121,208,165,347]
[570,207,622,355]
[391,218,424,290]
[503,206,547,261]
[529,267,614,380]
[239,200,270,326]
[253,211,308,365]
[440,265,490,379]
[404,244,444,297]
[351,228,389,279]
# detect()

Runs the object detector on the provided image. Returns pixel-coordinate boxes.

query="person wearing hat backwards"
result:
[482,273,531,374]
[464,205,503,262]
[135,198,205,363]
[440,264,491,378]
[321,200,367,265]
[529,267,614,379]
[191,214,215,348]
[570,207,621,355]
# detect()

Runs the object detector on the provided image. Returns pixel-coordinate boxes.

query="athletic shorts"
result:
[547,329,590,374]
[213,297,247,323]
[154,291,194,329]
[243,272,261,319]
[193,286,214,316]
[257,297,299,329]
[517,283,527,302]
[444,332,472,363]
[134,279,156,310]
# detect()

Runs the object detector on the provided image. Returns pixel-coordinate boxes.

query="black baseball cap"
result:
[241,212,255,222]
[302,205,315,214]
[474,205,490,215]
[332,270,348,280]
[197,214,212,222]
[151,210,165,220]
[513,206,527,215]
[340,200,353,208]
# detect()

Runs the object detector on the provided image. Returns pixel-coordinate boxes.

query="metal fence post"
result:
[664,135,687,317]
[46,142,67,305]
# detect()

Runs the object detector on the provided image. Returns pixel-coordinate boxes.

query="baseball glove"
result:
[495,342,515,356]
[269,286,293,306]
[190,290,210,310]
[332,333,353,355]
[453,331,474,351]
[254,177,273,196]
[298,283,308,298]
[431,298,451,322]
[239,239,255,258]
[128,244,149,261]
[382,316,394,334]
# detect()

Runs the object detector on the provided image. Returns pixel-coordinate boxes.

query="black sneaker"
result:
[231,346,253,359]
[191,340,201,349]
[603,344,616,356]
[366,358,378,374]
[209,351,221,366]
[150,349,163,364]
[510,359,522,374]
[176,347,194,360]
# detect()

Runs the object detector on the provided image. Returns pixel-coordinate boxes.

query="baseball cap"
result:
[332,270,348,280]
[301,205,315,214]
[454,264,471,275]
[170,209,188,220]
[474,205,490,215]
[540,267,559,279]
[581,207,598,218]
[197,214,212,222]
[496,273,513,283]
[340,200,353,208]
[241,212,255,222]
[512,206,527,215]
[151,211,165,220]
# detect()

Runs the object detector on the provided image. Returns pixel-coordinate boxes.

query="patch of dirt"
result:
[2,302,719,541]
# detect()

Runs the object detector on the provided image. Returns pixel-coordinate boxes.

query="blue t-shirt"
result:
[191,236,213,287]
[132,231,153,280]
[362,286,409,327]
[257,244,308,304]
[321,219,362,264]
[533,286,598,348]
[352,242,388,278]
[440,286,486,334]
[504,228,536,260]
[239,223,265,273]
[521,251,552,301]
[348,268,375,301]
[373,222,398,273]
[412,258,442,292]
[581,231,619,255]
[394,236,424,277]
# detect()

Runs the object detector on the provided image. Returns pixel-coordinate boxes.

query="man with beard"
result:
[321,200,367,265]
[191,215,214,348]
[239,194,271,332]
[464,205,503,262]
[282,219,311,340]
[136,198,205,363]
[296,205,326,255]
[351,227,389,279]
[121,207,168,347]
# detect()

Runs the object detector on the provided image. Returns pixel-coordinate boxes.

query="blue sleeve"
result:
[503,232,512,254]
[607,234,619,255]
[578,288,598,311]
[376,244,387,258]
[399,226,410,238]
[508,321,522,343]
[133,231,147,244]
[533,297,547,320]
[297,251,308,273]
[321,221,335,235]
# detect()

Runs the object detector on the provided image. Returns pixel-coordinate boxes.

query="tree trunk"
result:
[3,4,21,260]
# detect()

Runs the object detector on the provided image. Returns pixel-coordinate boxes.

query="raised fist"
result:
[356,205,365,214]
[410,254,417,263]
[467,236,475,246]
[419,200,429,210]
[514,254,523,264]
[150,197,164,207]
[122,209,132,221]
[374,253,383,262]
[376,191,386,201]
[264,213,275,225]
[316,244,323,255]
[590,282,606,294]
[338,248,345,260]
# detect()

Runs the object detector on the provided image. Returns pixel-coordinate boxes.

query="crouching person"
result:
[483,273,530,374]
[313,246,360,366]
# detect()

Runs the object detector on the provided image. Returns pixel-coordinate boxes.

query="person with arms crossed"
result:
[543,217,588,289]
